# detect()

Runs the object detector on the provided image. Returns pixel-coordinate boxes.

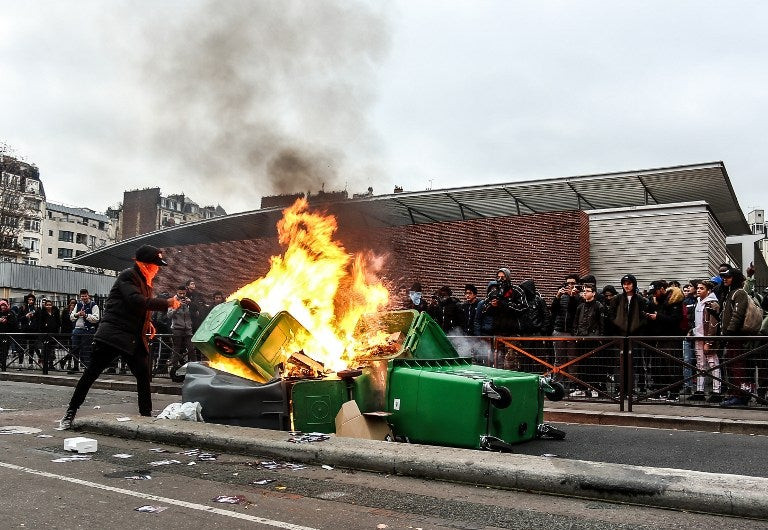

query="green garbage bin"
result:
[291,378,350,434]
[191,299,308,383]
[385,358,543,449]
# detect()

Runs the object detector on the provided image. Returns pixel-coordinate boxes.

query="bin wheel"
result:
[545,381,566,402]
[537,423,566,440]
[486,383,512,409]
[239,298,261,314]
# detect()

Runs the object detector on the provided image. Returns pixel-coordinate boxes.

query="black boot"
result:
[59,408,77,430]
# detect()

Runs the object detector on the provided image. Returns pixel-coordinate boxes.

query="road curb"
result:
[544,408,768,436]
[76,414,768,519]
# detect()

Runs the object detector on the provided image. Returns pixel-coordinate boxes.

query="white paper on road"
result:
[51,455,92,462]
[0,426,42,435]
[135,505,167,513]
[113,454,133,459]
[148,459,182,467]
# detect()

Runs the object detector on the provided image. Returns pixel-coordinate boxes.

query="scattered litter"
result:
[275,486,287,491]
[148,459,182,467]
[287,432,330,444]
[316,491,346,500]
[377,525,388,529]
[149,448,168,453]
[212,495,250,505]
[321,465,334,470]
[52,455,92,462]
[0,407,18,412]
[541,453,559,458]
[198,453,218,461]
[135,505,167,513]
[232,473,239,476]
[126,474,152,481]
[64,437,98,453]
[36,434,53,438]
[104,469,152,480]
[252,479,276,486]
[113,454,133,459]
[187,462,196,466]
[93,406,101,409]
[116,417,131,422]
[0,426,42,435]
[250,460,306,471]
[157,402,204,422]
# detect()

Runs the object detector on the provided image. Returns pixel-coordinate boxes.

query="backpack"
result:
[742,295,764,335]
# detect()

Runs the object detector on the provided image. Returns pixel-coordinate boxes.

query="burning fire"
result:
[223,198,389,374]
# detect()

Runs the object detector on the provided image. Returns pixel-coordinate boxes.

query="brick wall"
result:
[155,210,590,303]
[122,188,160,240]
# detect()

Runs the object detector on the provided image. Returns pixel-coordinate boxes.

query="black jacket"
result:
[95,266,171,355]
[574,300,604,336]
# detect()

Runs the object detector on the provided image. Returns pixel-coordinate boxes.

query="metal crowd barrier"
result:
[0,332,179,379]
[446,334,768,411]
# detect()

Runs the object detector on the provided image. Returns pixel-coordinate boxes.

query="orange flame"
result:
[228,198,389,371]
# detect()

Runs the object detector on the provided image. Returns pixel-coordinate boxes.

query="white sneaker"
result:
[569,390,586,397]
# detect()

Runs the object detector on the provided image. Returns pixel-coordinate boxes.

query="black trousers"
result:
[68,341,152,416]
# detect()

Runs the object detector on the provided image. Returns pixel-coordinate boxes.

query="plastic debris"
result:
[157,402,204,422]
[64,437,98,453]
[212,495,250,505]
[0,426,42,435]
[187,462,196,466]
[377,525,388,529]
[252,479,276,485]
[36,434,53,438]
[275,486,287,491]
[321,465,334,470]
[287,432,330,444]
[52,455,92,462]
[116,417,131,422]
[126,474,152,480]
[148,459,182,467]
[93,406,101,409]
[113,454,133,459]
[149,448,168,453]
[135,505,167,513]
[0,407,18,412]
[250,460,306,471]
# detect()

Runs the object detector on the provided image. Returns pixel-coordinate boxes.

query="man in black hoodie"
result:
[0,299,18,372]
[610,274,648,394]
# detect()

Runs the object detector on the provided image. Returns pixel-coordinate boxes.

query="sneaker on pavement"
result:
[569,390,586,397]
[58,408,77,430]
[720,396,749,407]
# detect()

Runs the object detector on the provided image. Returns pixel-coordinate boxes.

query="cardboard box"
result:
[334,400,392,441]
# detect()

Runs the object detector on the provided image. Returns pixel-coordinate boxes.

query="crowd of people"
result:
[0,281,226,379]
[397,263,768,407]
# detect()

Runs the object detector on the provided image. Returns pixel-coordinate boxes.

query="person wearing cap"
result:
[59,245,181,429]
[718,267,753,407]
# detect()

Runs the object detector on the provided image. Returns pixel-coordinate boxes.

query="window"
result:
[22,237,39,252]
[24,198,42,210]
[48,230,53,236]
[48,248,52,254]
[57,248,74,259]
[76,233,87,245]
[23,219,41,232]
[98,221,105,230]
[23,258,38,266]
[58,230,74,242]
[89,235,96,247]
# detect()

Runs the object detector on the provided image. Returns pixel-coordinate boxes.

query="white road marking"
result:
[0,460,317,530]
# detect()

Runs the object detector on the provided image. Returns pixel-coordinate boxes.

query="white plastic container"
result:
[63,437,98,453]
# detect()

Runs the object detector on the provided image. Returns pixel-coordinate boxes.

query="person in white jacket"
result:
[689,280,722,403]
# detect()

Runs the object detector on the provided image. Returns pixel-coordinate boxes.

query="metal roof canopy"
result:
[73,161,750,271]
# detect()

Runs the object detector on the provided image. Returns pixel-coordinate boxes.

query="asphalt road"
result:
[1,381,767,529]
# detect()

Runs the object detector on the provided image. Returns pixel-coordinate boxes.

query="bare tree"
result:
[0,153,36,262]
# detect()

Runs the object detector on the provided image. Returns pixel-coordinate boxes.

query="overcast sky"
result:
[1,1,767,219]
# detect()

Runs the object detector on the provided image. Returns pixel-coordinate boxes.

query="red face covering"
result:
[135,261,160,286]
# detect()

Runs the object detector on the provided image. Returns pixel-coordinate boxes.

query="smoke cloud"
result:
[140,0,391,211]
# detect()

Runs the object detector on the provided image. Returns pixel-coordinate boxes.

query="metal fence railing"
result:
[3,332,767,410]
[447,335,768,411]
[0,332,177,379]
